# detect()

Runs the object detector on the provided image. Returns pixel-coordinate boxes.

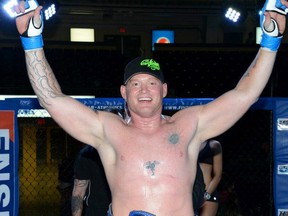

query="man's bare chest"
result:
[113,127,192,175]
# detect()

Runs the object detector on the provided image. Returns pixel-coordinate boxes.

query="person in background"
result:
[13,0,288,214]
[57,157,75,216]
[192,162,205,216]
[72,145,111,216]
[198,139,222,216]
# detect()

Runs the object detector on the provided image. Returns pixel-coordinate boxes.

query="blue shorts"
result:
[107,204,113,216]
[107,204,156,216]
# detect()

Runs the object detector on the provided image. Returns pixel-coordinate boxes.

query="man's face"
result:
[120,73,167,117]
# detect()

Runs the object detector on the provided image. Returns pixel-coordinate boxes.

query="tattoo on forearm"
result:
[145,160,160,176]
[26,51,63,106]
[71,195,83,214]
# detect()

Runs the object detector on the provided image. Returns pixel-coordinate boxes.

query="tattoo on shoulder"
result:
[169,133,179,145]
[145,160,160,176]
[212,143,222,155]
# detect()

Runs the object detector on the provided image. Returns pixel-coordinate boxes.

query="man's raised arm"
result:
[14,1,103,146]
[197,0,288,141]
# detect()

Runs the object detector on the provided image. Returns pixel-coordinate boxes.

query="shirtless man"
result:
[12,0,287,215]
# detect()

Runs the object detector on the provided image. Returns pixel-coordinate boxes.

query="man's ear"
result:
[162,83,168,98]
[120,85,127,100]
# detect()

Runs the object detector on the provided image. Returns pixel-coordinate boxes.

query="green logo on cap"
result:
[140,59,160,71]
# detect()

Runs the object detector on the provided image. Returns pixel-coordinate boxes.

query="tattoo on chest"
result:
[145,160,160,176]
[169,133,179,144]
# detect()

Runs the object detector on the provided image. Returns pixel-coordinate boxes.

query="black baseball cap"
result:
[123,57,164,84]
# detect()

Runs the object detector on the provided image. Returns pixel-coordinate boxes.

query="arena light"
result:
[3,0,38,18]
[2,0,59,20]
[256,27,262,44]
[225,7,241,22]
[70,28,95,42]
[44,3,56,20]
[3,0,18,17]
[41,0,59,21]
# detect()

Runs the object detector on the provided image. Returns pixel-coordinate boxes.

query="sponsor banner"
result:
[7,97,276,113]
[278,209,288,216]
[0,102,19,216]
[278,164,288,175]
[275,99,288,214]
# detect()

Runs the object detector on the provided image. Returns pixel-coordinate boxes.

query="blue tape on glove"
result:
[20,35,44,50]
[260,33,282,52]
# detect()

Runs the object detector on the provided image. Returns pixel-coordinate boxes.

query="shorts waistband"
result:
[107,204,156,216]
[107,204,113,216]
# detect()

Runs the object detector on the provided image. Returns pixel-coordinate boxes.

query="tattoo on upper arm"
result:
[145,161,160,176]
[211,141,222,155]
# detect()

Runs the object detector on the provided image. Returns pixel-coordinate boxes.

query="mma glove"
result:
[19,0,44,50]
[260,0,288,52]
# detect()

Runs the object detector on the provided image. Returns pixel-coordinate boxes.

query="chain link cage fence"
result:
[18,114,84,216]
[217,110,273,216]
[17,107,273,216]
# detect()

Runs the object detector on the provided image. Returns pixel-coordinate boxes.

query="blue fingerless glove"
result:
[260,0,287,51]
[19,0,44,51]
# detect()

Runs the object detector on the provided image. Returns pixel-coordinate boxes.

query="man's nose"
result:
[140,84,148,92]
